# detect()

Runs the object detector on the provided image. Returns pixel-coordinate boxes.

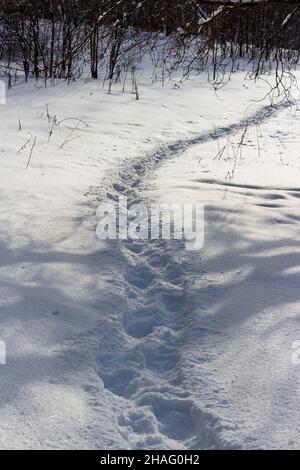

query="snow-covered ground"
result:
[0,70,300,449]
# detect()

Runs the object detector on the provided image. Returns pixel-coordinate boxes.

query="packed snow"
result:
[0,69,300,449]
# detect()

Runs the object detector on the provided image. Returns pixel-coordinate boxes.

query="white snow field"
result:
[0,70,300,449]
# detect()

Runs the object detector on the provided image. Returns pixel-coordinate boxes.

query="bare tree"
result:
[0,0,299,92]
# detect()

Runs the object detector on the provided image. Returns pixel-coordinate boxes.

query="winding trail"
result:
[96,100,291,449]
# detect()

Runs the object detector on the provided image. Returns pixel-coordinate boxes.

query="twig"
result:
[60,135,79,149]
[26,137,37,169]
[256,125,262,161]
[56,117,89,127]
[276,136,286,149]
[46,104,51,123]
[213,145,226,160]
[17,137,31,154]
[238,122,248,160]
[48,121,56,143]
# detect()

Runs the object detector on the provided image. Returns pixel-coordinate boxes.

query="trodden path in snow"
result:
[95,100,293,450]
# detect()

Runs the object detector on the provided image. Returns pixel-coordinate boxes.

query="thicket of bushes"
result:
[0,1,299,85]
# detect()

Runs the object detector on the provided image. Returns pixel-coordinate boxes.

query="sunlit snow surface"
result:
[0,70,299,449]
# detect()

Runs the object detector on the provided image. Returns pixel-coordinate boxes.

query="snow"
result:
[0,69,300,449]
[148,84,300,449]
